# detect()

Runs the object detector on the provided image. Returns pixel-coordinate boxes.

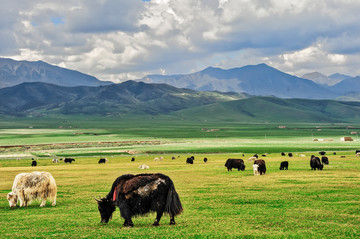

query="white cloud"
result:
[1,0,360,81]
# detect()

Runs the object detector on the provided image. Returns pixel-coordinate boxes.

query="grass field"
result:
[0,118,359,238]
[1,153,359,238]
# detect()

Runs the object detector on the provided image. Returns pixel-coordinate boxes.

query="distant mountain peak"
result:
[302,72,341,86]
[0,58,112,88]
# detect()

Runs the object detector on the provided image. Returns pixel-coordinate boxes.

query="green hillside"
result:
[171,97,360,123]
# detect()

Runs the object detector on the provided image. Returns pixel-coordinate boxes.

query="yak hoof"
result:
[153,222,160,226]
[169,220,176,225]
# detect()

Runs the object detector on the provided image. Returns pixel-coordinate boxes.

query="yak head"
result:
[7,192,18,208]
[240,164,246,171]
[95,197,116,223]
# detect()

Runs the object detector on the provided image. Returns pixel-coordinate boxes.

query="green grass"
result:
[0,118,359,238]
[1,153,359,238]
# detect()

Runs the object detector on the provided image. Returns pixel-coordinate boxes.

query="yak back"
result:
[106,173,171,201]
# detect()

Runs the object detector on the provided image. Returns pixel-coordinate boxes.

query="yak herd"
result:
[7,150,359,228]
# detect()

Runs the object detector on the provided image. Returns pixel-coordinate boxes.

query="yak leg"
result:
[153,212,163,226]
[123,218,134,228]
[169,214,176,225]
[40,198,46,207]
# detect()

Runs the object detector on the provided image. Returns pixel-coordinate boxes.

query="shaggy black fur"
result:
[254,159,266,175]
[96,173,183,227]
[279,161,289,170]
[310,155,324,170]
[225,158,245,171]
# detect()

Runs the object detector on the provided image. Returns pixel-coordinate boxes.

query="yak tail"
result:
[165,182,183,216]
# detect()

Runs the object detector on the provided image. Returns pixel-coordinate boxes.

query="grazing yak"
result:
[99,158,107,164]
[131,158,135,162]
[281,152,286,156]
[204,157,208,163]
[254,159,266,175]
[95,173,183,227]
[248,156,257,161]
[321,156,329,165]
[186,157,194,164]
[138,164,150,169]
[7,171,57,208]
[288,153,293,157]
[52,158,59,163]
[64,158,75,163]
[31,160,37,167]
[252,164,260,175]
[225,158,245,171]
[280,161,289,170]
[310,155,324,170]
[319,151,326,155]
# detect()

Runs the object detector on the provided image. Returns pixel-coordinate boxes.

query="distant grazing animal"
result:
[139,164,150,169]
[31,160,37,167]
[253,154,258,159]
[52,158,59,163]
[279,161,289,170]
[281,152,286,156]
[186,158,193,164]
[355,152,360,157]
[154,157,159,161]
[252,164,260,175]
[254,160,266,175]
[99,158,107,164]
[225,159,245,171]
[160,156,164,161]
[95,173,183,227]
[248,156,257,161]
[333,152,337,155]
[131,158,135,162]
[261,154,267,157]
[7,171,57,208]
[288,153,293,157]
[64,158,75,163]
[172,157,175,160]
[356,150,360,154]
[319,151,326,155]
[310,155,323,170]
[203,157,208,163]
[321,156,329,165]
[340,156,346,158]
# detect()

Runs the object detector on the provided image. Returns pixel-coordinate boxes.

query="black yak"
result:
[99,158,107,164]
[186,157,193,164]
[95,173,183,227]
[31,160,37,167]
[225,158,245,171]
[321,156,329,165]
[310,155,323,170]
[254,159,266,175]
[279,161,289,170]
[203,157,208,163]
[64,158,75,163]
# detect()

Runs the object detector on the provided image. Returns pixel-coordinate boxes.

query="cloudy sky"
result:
[1,0,360,82]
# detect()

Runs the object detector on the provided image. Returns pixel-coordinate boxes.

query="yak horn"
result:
[94,196,101,202]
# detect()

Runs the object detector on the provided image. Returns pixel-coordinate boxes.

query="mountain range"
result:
[1,58,360,123]
[1,80,360,123]
[142,64,360,100]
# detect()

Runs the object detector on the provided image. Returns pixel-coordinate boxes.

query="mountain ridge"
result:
[142,63,338,99]
[0,58,112,88]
